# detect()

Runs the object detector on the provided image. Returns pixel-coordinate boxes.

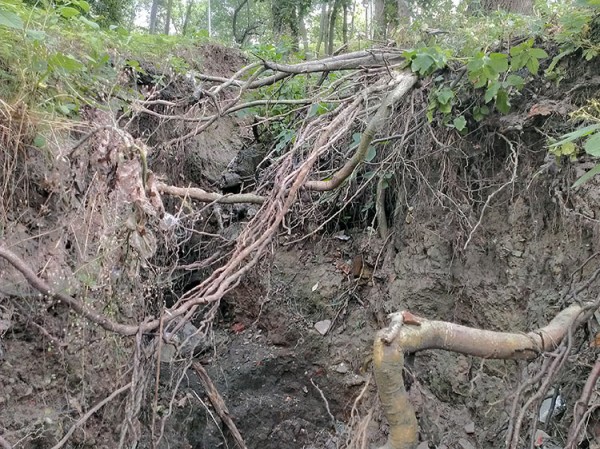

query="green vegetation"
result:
[0,0,598,197]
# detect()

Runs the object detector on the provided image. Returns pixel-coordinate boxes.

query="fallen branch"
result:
[373,302,593,449]
[192,362,248,449]
[263,50,405,74]
[157,183,265,204]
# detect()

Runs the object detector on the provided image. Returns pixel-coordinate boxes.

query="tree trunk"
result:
[327,0,340,55]
[366,0,371,39]
[349,0,355,40]
[372,0,385,40]
[481,0,533,14]
[316,1,328,56]
[164,0,173,34]
[299,12,310,57]
[289,6,300,52]
[149,0,159,34]
[342,2,348,44]
[128,0,138,28]
[397,0,410,26]
[233,0,250,44]
[182,0,194,35]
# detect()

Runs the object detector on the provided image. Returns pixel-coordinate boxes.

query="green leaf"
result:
[572,163,600,188]
[495,90,511,114]
[59,6,80,18]
[0,9,23,29]
[485,81,500,103]
[453,116,467,131]
[412,54,435,75]
[473,106,489,122]
[26,29,46,41]
[436,88,454,105]
[49,53,85,73]
[365,146,377,162]
[472,74,487,88]
[79,15,100,29]
[530,48,549,59]
[439,102,452,114]
[467,53,485,71]
[488,53,509,73]
[33,135,46,148]
[584,48,599,60]
[56,104,71,115]
[73,0,91,13]
[549,124,600,147]
[506,74,525,89]
[510,38,533,56]
[526,57,540,74]
[584,132,600,156]
[511,53,527,71]
[402,49,417,60]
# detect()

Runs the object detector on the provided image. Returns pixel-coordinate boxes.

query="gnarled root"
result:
[373,334,418,449]
[373,304,590,449]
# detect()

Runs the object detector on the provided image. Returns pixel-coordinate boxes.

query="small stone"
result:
[416,442,430,449]
[464,421,475,434]
[314,320,331,335]
[458,438,475,449]
[334,362,349,374]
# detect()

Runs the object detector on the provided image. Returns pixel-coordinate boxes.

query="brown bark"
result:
[299,16,309,56]
[566,356,600,448]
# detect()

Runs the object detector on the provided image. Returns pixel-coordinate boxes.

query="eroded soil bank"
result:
[1,44,600,449]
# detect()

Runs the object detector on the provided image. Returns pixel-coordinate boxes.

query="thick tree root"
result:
[373,304,590,449]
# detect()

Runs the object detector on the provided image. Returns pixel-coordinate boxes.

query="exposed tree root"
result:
[305,73,417,191]
[566,356,600,448]
[192,362,248,449]
[50,382,132,449]
[157,182,265,204]
[373,302,597,449]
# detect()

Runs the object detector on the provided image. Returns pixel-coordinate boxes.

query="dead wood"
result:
[263,50,405,74]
